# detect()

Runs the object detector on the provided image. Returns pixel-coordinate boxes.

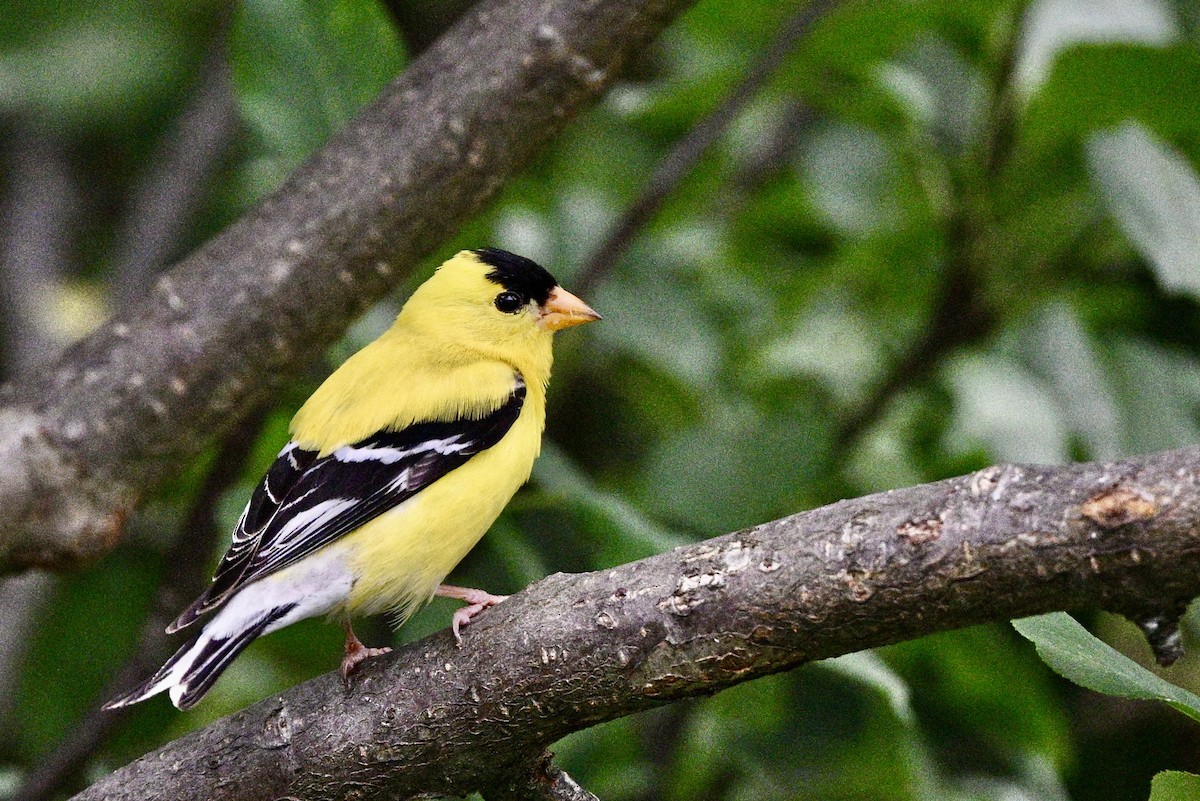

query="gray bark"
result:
[0,0,694,574]
[74,445,1200,801]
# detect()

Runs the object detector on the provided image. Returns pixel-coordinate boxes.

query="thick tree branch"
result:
[15,407,268,801]
[0,0,695,575]
[483,752,601,801]
[76,445,1200,801]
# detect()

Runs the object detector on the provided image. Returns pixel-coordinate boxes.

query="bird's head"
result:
[397,249,601,379]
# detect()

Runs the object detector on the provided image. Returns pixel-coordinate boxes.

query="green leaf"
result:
[875,35,986,153]
[1021,304,1122,462]
[1013,612,1200,723]
[1087,121,1200,299]
[799,121,902,237]
[764,292,884,403]
[590,264,722,387]
[884,624,1074,770]
[229,0,405,194]
[1105,338,1200,454]
[1015,0,1177,96]
[16,555,159,759]
[822,651,914,724]
[0,21,180,125]
[1024,45,1200,149]
[944,353,1069,464]
[534,442,687,564]
[1151,771,1200,801]
[636,401,833,535]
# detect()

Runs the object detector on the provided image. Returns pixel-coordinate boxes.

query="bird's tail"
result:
[104,603,295,710]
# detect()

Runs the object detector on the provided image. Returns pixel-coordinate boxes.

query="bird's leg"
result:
[435,584,509,646]
[340,618,392,683]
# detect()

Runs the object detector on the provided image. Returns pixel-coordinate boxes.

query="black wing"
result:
[169,374,526,632]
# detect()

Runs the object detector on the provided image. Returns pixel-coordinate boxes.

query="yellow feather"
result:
[288,250,557,619]
[108,249,598,711]
[341,402,544,619]
[290,251,553,453]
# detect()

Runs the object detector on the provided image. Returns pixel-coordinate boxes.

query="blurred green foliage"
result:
[2,0,1200,799]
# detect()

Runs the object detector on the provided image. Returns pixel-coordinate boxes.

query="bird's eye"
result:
[494,292,524,313]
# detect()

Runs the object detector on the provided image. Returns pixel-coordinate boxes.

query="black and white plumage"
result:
[106,375,526,710]
[103,248,601,711]
[170,375,526,632]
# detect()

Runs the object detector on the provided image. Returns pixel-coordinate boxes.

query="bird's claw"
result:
[340,645,392,685]
[340,638,392,685]
[445,591,508,647]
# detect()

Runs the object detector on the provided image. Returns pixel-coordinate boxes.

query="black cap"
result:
[474,248,558,306]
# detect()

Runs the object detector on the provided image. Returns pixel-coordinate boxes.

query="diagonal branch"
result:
[75,444,1200,801]
[483,753,601,801]
[14,407,269,801]
[831,235,991,450]
[0,0,697,575]
[573,0,836,295]
[833,0,1026,451]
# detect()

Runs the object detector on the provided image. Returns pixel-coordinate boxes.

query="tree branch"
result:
[832,1,1025,451]
[573,0,836,295]
[112,19,240,310]
[483,752,601,801]
[0,126,77,373]
[0,0,696,575]
[14,407,269,801]
[0,124,79,747]
[831,232,991,451]
[75,445,1200,801]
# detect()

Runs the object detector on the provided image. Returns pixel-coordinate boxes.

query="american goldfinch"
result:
[105,249,600,710]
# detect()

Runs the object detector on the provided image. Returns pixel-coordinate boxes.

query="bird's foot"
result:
[435,584,509,647]
[341,621,392,685]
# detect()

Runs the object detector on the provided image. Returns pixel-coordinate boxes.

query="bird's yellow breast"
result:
[287,293,555,621]
[339,392,545,619]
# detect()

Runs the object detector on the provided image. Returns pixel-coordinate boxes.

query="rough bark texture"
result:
[0,0,695,573]
[483,753,602,801]
[15,409,269,801]
[75,446,1200,801]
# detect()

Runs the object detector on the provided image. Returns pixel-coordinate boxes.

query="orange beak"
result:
[537,286,602,331]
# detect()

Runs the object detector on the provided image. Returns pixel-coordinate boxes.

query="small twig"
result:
[483,753,600,801]
[832,3,1029,450]
[574,0,837,294]
[981,2,1025,181]
[112,20,239,310]
[14,407,269,801]
[731,100,815,194]
[831,239,991,450]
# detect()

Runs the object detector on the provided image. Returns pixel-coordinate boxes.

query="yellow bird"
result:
[106,249,600,710]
